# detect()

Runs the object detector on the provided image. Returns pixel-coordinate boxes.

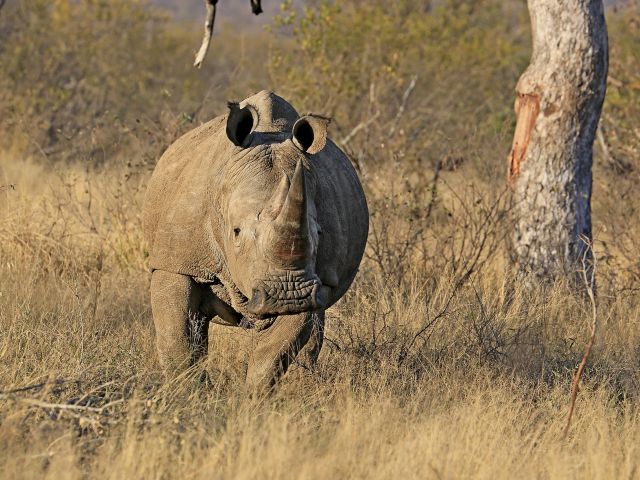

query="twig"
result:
[0,394,124,414]
[389,75,418,137]
[324,336,342,351]
[401,279,458,358]
[606,75,623,88]
[563,238,598,439]
[425,160,442,220]
[194,0,218,68]
[0,377,73,395]
[597,124,616,169]
[339,111,380,146]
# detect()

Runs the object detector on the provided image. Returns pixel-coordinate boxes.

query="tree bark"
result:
[508,0,608,283]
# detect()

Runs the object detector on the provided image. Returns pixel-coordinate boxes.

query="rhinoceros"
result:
[143,91,368,391]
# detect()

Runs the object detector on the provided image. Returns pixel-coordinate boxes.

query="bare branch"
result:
[0,377,74,395]
[597,123,615,168]
[563,237,598,439]
[339,111,380,146]
[0,393,124,414]
[389,75,418,137]
[194,0,218,69]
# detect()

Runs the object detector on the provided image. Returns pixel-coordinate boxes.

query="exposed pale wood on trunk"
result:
[508,0,608,283]
[508,93,540,182]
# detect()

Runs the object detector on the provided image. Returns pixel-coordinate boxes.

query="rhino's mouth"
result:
[245,269,325,317]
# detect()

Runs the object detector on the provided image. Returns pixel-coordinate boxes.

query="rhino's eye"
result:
[233,227,241,238]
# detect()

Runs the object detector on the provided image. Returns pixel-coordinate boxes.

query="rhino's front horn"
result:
[270,160,311,267]
[276,160,308,226]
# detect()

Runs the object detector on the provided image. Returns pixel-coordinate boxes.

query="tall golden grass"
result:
[1,151,639,479]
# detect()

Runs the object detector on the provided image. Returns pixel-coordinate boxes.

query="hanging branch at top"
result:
[250,0,263,14]
[193,0,264,69]
[194,0,218,69]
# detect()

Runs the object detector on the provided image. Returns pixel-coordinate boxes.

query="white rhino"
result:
[143,91,368,391]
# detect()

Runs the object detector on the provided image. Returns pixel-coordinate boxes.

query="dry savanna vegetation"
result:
[1,1,639,478]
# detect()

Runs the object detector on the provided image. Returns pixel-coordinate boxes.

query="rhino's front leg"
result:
[246,311,322,393]
[150,270,208,376]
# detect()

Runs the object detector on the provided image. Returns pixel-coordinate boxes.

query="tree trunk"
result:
[508,0,608,284]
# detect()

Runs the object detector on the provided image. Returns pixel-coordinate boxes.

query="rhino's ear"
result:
[226,102,258,147]
[292,114,331,155]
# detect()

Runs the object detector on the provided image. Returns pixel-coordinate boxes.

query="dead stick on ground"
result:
[194,0,218,69]
[0,377,74,395]
[563,238,598,439]
[0,394,124,414]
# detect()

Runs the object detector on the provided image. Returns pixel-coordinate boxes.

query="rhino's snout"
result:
[245,270,326,317]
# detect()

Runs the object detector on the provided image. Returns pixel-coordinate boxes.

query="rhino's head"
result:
[220,94,331,318]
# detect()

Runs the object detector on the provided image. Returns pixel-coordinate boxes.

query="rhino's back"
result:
[143,116,228,279]
[313,140,369,306]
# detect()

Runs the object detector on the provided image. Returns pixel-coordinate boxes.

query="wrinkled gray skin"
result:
[143,91,368,393]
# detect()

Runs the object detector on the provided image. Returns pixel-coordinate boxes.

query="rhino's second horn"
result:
[264,173,290,220]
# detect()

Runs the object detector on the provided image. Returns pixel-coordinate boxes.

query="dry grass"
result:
[1,153,639,479]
